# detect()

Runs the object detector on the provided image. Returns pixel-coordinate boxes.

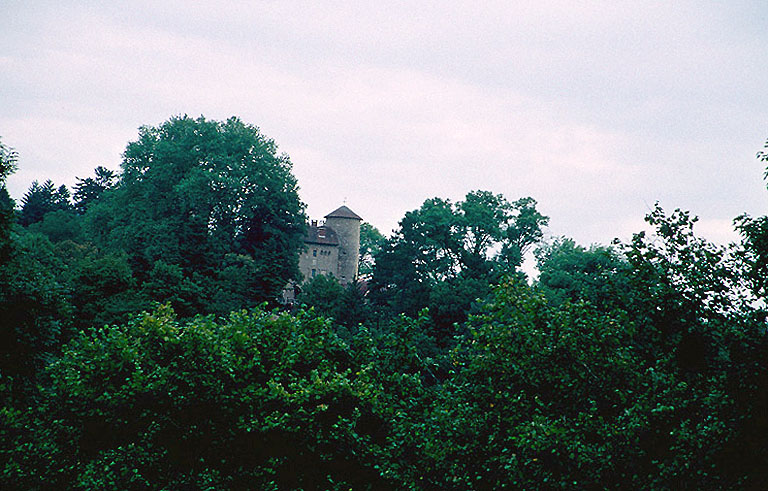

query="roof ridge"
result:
[325,205,362,220]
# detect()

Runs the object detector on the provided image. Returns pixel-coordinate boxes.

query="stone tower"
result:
[324,205,362,284]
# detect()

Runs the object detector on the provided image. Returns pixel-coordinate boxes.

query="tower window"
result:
[313,249,317,257]
[312,269,316,277]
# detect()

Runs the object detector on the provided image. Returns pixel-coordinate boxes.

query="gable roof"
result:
[304,225,339,246]
[325,205,362,221]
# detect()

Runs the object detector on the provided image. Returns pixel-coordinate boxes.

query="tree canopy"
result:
[73,165,116,213]
[85,115,307,308]
[19,180,72,227]
[3,129,768,489]
[370,191,548,338]
[0,138,17,261]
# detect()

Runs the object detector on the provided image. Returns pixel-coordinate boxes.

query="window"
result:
[312,269,316,277]
[313,249,317,257]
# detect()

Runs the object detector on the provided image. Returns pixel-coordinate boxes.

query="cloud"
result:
[1,1,767,250]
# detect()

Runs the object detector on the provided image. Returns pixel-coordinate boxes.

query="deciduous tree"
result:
[85,115,307,305]
[370,191,547,336]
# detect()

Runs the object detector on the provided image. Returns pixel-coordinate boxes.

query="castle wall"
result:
[324,216,360,284]
[298,243,339,282]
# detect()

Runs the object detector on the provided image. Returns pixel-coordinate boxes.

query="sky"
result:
[2,1,767,253]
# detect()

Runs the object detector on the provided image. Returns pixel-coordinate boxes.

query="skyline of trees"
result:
[2,124,768,488]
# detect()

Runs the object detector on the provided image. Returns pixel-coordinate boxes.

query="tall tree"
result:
[734,137,768,297]
[535,237,631,309]
[0,138,18,262]
[370,191,548,335]
[19,180,72,226]
[3,306,397,489]
[0,142,72,387]
[85,115,306,304]
[358,222,385,277]
[73,165,116,213]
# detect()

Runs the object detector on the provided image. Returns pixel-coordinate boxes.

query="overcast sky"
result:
[2,1,767,250]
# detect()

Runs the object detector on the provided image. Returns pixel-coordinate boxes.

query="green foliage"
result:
[757,136,768,173]
[431,278,643,488]
[142,260,206,318]
[0,187,13,264]
[0,138,18,263]
[622,205,755,368]
[297,275,372,329]
[26,208,83,243]
[358,221,385,276]
[735,140,768,299]
[370,191,548,336]
[0,138,18,183]
[19,180,73,226]
[296,274,346,317]
[69,250,147,330]
[535,237,631,309]
[393,204,768,489]
[73,165,117,213]
[3,306,397,489]
[5,131,768,489]
[0,231,72,381]
[426,274,491,343]
[618,204,768,487]
[85,115,306,305]
[500,196,549,267]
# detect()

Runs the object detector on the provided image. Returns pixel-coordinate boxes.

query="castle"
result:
[283,205,362,303]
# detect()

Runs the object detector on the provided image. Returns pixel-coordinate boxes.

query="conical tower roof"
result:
[325,205,362,221]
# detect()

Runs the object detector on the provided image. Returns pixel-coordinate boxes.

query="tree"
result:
[0,138,18,262]
[500,196,550,268]
[0,138,17,183]
[84,115,307,305]
[296,274,346,318]
[369,191,548,335]
[296,275,372,329]
[26,209,83,244]
[616,204,768,488]
[358,222,385,277]
[411,204,768,488]
[734,137,768,298]
[19,180,72,227]
[0,141,72,392]
[2,306,398,489]
[374,191,547,286]
[535,237,631,309]
[68,251,146,330]
[0,231,72,382]
[426,278,644,489]
[73,166,116,213]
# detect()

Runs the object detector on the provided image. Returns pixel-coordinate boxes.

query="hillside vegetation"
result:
[2,120,768,489]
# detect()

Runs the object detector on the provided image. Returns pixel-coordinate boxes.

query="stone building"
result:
[287,205,362,301]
